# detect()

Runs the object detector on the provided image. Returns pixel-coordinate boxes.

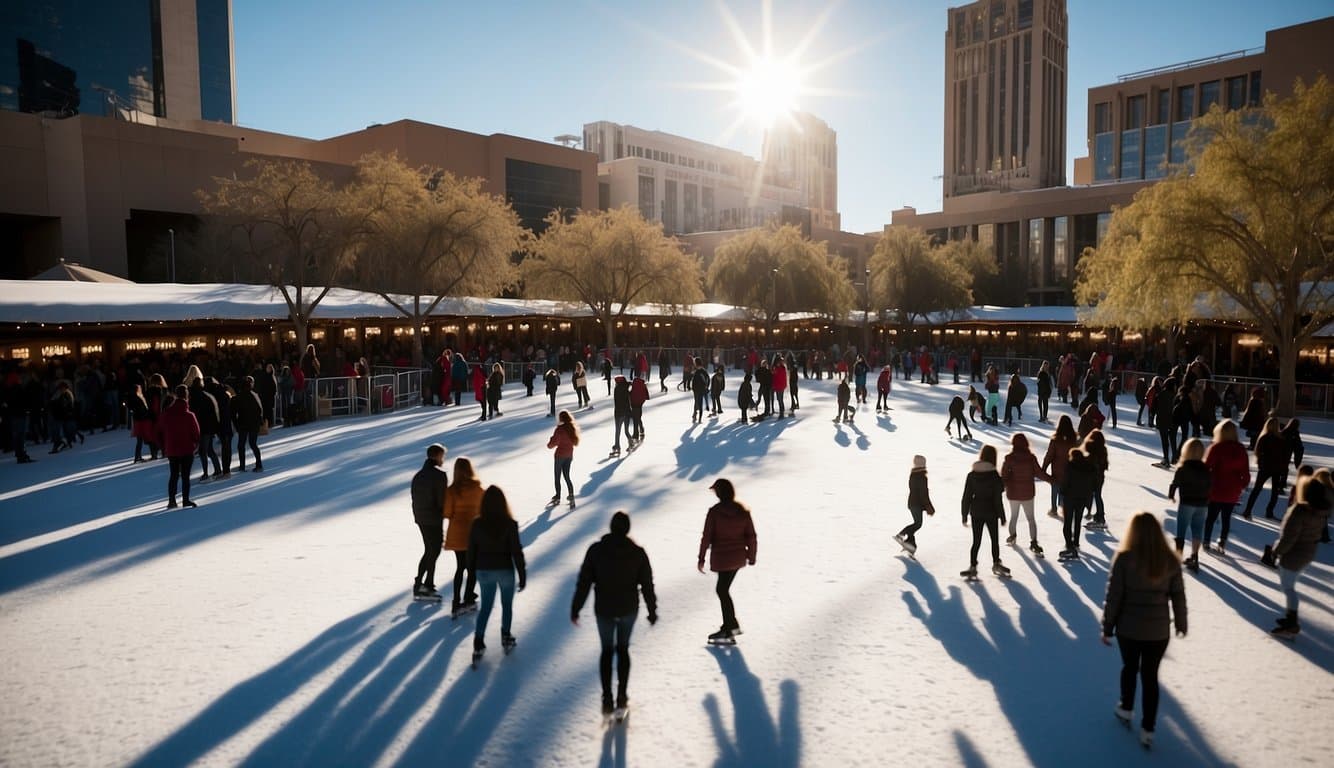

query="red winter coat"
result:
[698,501,757,572]
[630,378,650,407]
[1001,449,1051,502]
[472,366,486,402]
[157,398,200,458]
[877,368,892,394]
[1204,440,1251,504]
[772,365,788,392]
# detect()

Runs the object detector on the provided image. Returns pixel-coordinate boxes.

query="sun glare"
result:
[735,56,803,127]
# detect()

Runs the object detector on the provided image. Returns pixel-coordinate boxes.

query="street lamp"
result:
[167,228,176,283]
[769,267,780,343]
[862,267,871,356]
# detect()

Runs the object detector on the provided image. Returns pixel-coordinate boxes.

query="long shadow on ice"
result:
[901,566,1232,767]
[672,418,793,483]
[702,647,801,768]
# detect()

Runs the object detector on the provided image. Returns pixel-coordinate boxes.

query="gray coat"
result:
[1101,551,1187,641]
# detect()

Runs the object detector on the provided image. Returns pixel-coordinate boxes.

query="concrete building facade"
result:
[761,112,839,230]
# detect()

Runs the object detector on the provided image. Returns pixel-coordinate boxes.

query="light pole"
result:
[167,228,176,282]
[862,267,871,356]
[769,267,780,345]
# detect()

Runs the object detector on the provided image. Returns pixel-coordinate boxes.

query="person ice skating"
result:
[486,362,505,418]
[158,385,200,509]
[451,352,469,406]
[834,376,853,424]
[572,361,591,409]
[472,362,487,421]
[1168,438,1210,572]
[960,444,1009,578]
[894,456,936,555]
[984,365,1002,425]
[468,485,526,662]
[1202,419,1250,554]
[1042,415,1078,519]
[853,355,869,405]
[786,351,800,411]
[188,376,221,481]
[601,355,613,396]
[1152,378,1177,466]
[630,371,650,440]
[571,511,658,715]
[128,383,156,462]
[611,375,633,454]
[1003,373,1027,426]
[690,358,709,423]
[709,365,725,416]
[966,385,986,423]
[773,356,789,418]
[1102,511,1187,749]
[410,443,449,601]
[1059,448,1097,559]
[523,363,536,397]
[737,370,754,424]
[1082,429,1110,530]
[444,456,483,615]
[544,368,560,416]
[945,394,972,440]
[876,365,892,412]
[1267,474,1332,638]
[1244,417,1301,520]
[1002,433,1052,555]
[1077,400,1105,441]
[547,410,580,504]
[233,376,264,472]
[1238,387,1266,450]
[1134,376,1150,426]
[698,478,757,644]
[756,358,773,418]
[657,349,671,393]
[1036,361,1053,422]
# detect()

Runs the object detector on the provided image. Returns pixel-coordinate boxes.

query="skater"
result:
[128,384,156,462]
[451,352,469,406]
[571,511,659,715]
[984,365,1002,425]
[1002,433,1051,554]
[773,356,789,418]
[1036,360,1053,422]
[690,358,709,423]
[1168,438,1210,571]
[233,376,264,472]
[1152,379,1178,466]
[1238,387,1267,450]
[630,371,649,440]
[834,376,853,424]
[601,355,613,396]
[876,365,893,412]
[1082,429,1110,530]
[188,377,221,481]
[410,443,449,601]
[1104,375,1121,429]
[657,349,671,393]
[611,375,633,454]
[756,358,773,418]
[1042,415,1079,518]
[709,365,725,416]
[544,368,560,417]
[945,394,972,439]
[1059,448,1097,559]
[1077,401,1104,441]
[1135,376,1150,426]
[486,362,504,418]
[737,370,754,424]
[572,361,591,409]
[894,456,936,555]
[966,385,986,423]
[1102,511,1187,749]
[472,362,487,421]
[698,478,757,643]
[1244,417,1300,520]
[960,444,1009,578]
[444,456,484,614]
[523,363,536,397]
[1170,385,1194,458]
[853,355,869,405]
[1267,475,1332,638]
[1003,373,1027,426]
[158,385,200,509]
[547,410,580,504]
[1202,420,1250,554]
[468,485,527,662]
[786,351,800,411]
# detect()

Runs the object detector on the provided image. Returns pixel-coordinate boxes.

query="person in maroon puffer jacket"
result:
[698,478,757,644]
[157,385,201,509]
[1202,419,1251,554]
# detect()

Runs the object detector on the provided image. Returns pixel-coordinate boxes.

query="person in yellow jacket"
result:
[444,457,485,617]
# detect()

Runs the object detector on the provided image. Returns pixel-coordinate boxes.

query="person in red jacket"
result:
[1002,433,1052,555]
[157,385,201,509]
[771,356,789,418]
[876,365,893,412]
[698,478,757,644]
[629,372,650,442]
[1202,419,1252,554]
[472,363,487,421]
[547,410,580,505]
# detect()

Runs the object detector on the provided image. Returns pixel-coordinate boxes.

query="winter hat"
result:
[610,511,631,535]
[912,455,926,469]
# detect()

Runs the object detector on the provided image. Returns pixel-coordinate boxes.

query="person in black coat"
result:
[233,376,265,472]
[1134,376,1149,426]
[709,365,725,416]
[1060,449,1098,558]
[945,395,972,440]
[737,371,754,424]
[690,358,709,423]
[523,364,537,397]
[571,511,658,714]
[544,368,560,417]
[253,363,278,429]
[1152,379,1178,467]
[601,356,614,396]
[611,376,633,453]
[755,359,773,418]
[1004,373,1028,426]
[960,444,1008,576]
[468,485,527,658]
[189,379,222,480]
[206,377,234,476]
[896,455,937,553]
[410,443,448,599]
[1036,361,1053,423]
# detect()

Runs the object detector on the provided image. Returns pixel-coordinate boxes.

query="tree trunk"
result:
[1276,335,1298,417]
[294,316,309,359]
[603,316,615,359]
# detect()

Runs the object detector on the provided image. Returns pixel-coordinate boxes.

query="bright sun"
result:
[735,56,803,127]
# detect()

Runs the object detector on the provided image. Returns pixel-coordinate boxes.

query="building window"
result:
[1018,0,1033,29]
[505,159,582,235]
[1144,125,1168,179]
[1226,76,1246,110]
[1199,80,1220,115]
[598,182,610,211]
[972,9,984,43]
[196,0,233,123]
[1094,132,1115,182]
[1125,95,1145,129]
[955,11,966,46]
[1120,129,1142,180]
[1096,212,1113,244]
[1170,120,1192,166]
[1176,85,1195,122]
[1093,102,1111,134]
[1028,219,1044,288]
[1249,71,1262,106]
[1155,89,1170,125]
[637,175,655,221]
[683,183,698,233]
[702,187,714,230]
[990,0,1006,38]
[1053,217,1068,283]
[662,180,677,233]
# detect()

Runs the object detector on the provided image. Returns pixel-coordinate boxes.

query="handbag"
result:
[259,419,270,436]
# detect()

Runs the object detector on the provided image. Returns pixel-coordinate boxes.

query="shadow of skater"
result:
[954,729,991,768]
[901,567,1233,766]
[702,647,801,768]
[599,720,628,768]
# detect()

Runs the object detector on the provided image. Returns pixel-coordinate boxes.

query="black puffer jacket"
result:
[410,459,447,525]
[1061,452,1098,504]
[233,385,264,433]
[961,461,1005,524]
[1169,460,1211,506]
[189,386,220,434]
[468,517,527,587]
[571,533,657,619]
[1102,551,1187,641]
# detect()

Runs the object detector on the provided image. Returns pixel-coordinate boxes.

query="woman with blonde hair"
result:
[547,410,580,505]
[444,457,485,617]
[1101,511,1187,749]
[572,361,591,409]
[1167,438,1210,571]
[182,364,204,389]
[1203,419,1251,554]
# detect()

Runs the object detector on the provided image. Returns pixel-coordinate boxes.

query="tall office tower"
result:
[0,0,236,123]
[943,0,1066,199]
[761,111,839,230]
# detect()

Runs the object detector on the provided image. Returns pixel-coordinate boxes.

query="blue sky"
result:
[235,0,1331,234]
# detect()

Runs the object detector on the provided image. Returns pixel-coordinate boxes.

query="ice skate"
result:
[1005,534,1017,545]
[1114,705,1133,727]
[1029,541,1045,558]
[991,562,1011,578]
[1139,729,1154,749]
[707,628,736,646]
[960,567,979,581]
[502,634,517,655]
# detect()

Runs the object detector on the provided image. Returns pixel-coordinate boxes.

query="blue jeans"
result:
[475,568,515,648]
[1175,504,1206,544]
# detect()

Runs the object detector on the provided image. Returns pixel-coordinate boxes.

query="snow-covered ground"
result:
[1,375,1330,767]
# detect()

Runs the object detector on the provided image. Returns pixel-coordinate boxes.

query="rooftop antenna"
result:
[554,134,581,148]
